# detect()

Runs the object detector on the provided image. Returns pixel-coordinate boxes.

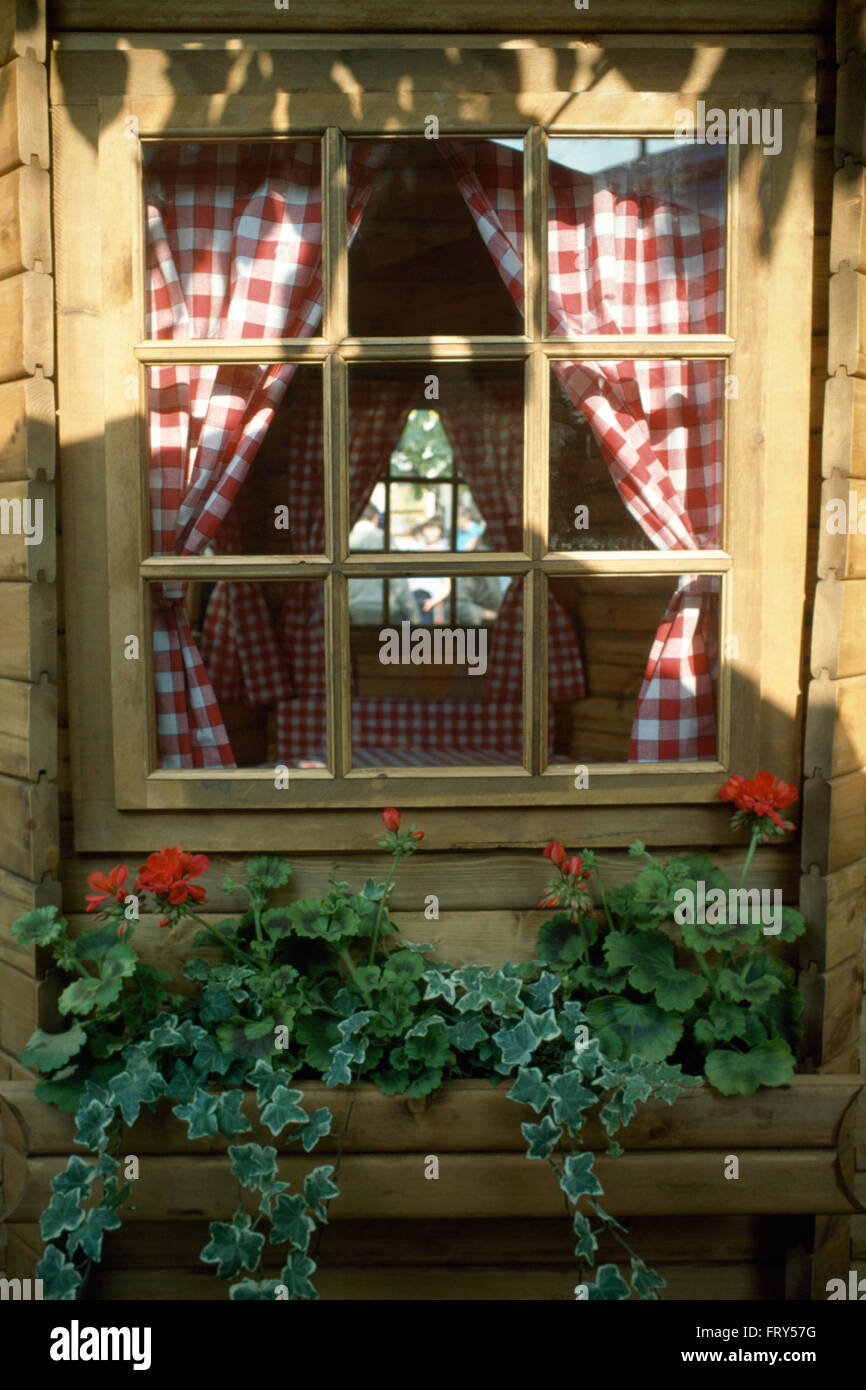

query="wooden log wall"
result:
[799,0,866,1296]
[0,0,60,1279]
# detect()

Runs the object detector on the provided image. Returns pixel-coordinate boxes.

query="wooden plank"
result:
[0,963,58,1055]
[830,163,866,274]
[0,865,61,974]
[0,581,55,681]
[800,955,864,1063]
[5,1214,783,1268]
[0,1047,35,1081]
[2,1077,858,1157]
[836,51,866,165]
[0,375,55,481]
[0,676,56,779]
[819,476,866,577]
[811,1213,852,1297]
[829,267,866,378]
[0,164,51,280]
[46,0,834,33]
[800,861,866,970]
[3,1144,856,1221]
[0,272,53,381]
[0,55,48,176]
[60,845,800,914]
[801,769,866,873]
[822,372,866,477]
[0,771,58,879]
[811,577,866,677]
[0,478,53,580]
[839,1,866,60]
[804,671,866,776]
[819,1040,862,1072]
[0,0,45,65]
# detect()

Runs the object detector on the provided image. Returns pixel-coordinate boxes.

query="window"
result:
[71,42,815,817]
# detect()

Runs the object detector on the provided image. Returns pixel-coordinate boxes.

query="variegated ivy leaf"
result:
[630,1256,665,1299]
[74,1092,115,1150]
[297,1106,332,1153]
[586,1263,631,1300]
[507,1066,551,1114]
[525,970,560,1012]
[405,1012,447,1039]
[248,1059,283,1105]
[323,1045,355,1088]
[173,1088,220,1140]
[493,1008,559,1069]
[201,1213,265,1279]
[146,1014,187,1050]
[520,1114,562,1160]
[422,969,457,1005]
[50,1154,97,1199]
[229,1143,278,1191]
[36,1243,82,1300]
[108,1049,166,1126]
[229,1278,286,1300]
[523,1007,561,1042]
[572,1211,598,1264]
[303,1165,339,1222]
[66,1206,123,1262]
[41,1190,86,1243]
[271,1192,316,1250]
[547,1072,597,1130]
[281,1248,318,1300]
[446,1015,489,1052]
[560,1151,604,1204]
[217,1088,253,1138]
[260,1085,308,1137]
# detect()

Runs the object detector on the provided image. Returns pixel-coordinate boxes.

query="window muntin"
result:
[137,128,733,782]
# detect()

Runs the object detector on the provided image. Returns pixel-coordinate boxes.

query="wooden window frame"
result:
[53,38,817,841]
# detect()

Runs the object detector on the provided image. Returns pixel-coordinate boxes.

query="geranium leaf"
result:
[704,1039,796,1096]
[20,1023,87,1074]
[246,855,292,889]
[583,996,683,1063]
[603,931,707,1012]
[10,906,66,947]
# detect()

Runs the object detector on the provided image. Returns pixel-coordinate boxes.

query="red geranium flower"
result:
[410,829,424,842]
[543,841,567,867]
[563,855,589,879]
[85,865,128,914]
[135,846,209,912]
[382,808,401,832]
[719,771,798,832]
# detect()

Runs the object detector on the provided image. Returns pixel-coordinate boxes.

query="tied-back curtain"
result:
[440,139,725,760]
[145,141,384,767]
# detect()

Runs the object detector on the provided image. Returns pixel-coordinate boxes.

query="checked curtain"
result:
[440,139,726,760]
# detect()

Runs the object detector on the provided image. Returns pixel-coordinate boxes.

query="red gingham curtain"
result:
[145,141,382,767]
[441,139,725,761]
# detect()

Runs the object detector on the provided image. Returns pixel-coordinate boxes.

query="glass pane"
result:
[349,573,523,767]
[548,575,720,764]
[348,362,524,554]
[146,364,325,557]
[152,580,327,769]
[548,361,724,552]
[348,138,524,335]
[548,138,726,335]
[143,141,323,340]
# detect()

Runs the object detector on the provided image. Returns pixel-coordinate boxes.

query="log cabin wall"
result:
[0,0,60,1275]
[0,0,862,1299]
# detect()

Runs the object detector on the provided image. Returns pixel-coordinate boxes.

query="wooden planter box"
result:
[2,1075,864,1300]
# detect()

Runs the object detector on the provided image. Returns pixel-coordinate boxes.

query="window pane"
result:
[347,362,524,555]
[143,141,323,341]
[349,573,523,767]
[146,364,325,558]
[549,360,724,551]
[152,579,327,769]
[548,138,726,335]
[548,575,720,764]
[348,138,524,335]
